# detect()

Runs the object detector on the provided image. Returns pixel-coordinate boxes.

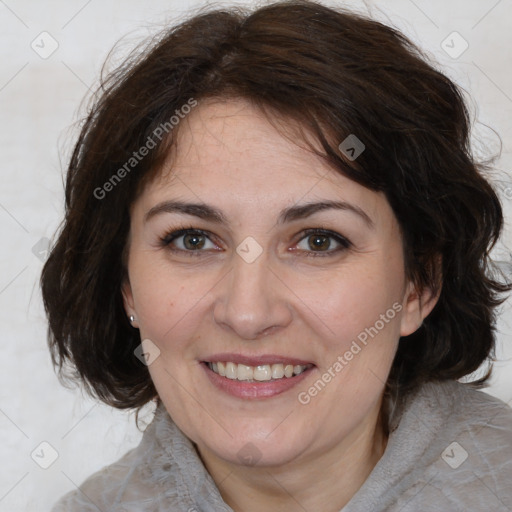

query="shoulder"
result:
[50,403,228,512]
[50,407,167,512]
[345,380,512,512]
[398,380,512,510]
[50,445,144,511]
[426,379,512,453]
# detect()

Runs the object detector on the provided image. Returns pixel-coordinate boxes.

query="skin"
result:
[122,97,438,511]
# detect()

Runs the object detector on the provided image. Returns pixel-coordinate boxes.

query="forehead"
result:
[135,98,389,224]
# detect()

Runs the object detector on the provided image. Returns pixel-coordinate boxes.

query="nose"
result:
[212,245,293,340]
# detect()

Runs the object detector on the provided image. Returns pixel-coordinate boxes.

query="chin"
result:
[199,423,308,468]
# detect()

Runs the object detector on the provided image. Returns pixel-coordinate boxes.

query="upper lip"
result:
[203,353,315,367]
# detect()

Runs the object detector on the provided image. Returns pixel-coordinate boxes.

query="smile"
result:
[206,361,313,381]
[202,359,316,399]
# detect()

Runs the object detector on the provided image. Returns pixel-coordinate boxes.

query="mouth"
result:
[205,361,314,381]
[200,356,316,399]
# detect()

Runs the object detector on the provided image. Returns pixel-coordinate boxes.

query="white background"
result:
[0,0,511,510]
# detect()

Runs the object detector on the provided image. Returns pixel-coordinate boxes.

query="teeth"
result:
[225,362,237,379]
[253,365,271,381]
[271,364,285,379]
[207,362,310,381]
[237,364,253,381]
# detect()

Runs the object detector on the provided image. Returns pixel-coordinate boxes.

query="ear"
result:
[399,279,440,337]
[121,276,138,328]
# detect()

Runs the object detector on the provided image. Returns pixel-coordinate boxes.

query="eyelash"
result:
[159,225,351,258]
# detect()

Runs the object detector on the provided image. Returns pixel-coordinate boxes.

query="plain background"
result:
[0,0,511,510]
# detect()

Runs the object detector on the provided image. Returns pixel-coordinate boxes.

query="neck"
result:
[195,400,388,512]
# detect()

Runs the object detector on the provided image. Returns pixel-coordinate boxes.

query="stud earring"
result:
[129,315,135,323]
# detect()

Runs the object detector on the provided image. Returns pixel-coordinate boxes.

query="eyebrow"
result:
[144,199,374,228]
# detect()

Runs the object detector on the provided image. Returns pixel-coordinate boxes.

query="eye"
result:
[160,226,351,258]
[160,228,220,255]
[294,228,351,257]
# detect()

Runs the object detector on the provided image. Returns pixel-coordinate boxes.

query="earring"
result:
[129,315,135,323]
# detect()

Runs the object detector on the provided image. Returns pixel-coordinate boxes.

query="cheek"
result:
[302,259,403,338]
[308,260,405,383]
[300,273,402,411]
[128,257,201,341]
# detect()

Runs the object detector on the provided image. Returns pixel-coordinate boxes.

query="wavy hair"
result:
[41,0,510,413]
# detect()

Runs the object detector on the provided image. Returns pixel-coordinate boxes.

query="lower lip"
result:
[201,362,315,399]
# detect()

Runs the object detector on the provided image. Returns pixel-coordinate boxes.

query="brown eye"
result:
[295,229,351,256]
[161,228,219,255]
[306,234,331,251]
[182,233,206,250]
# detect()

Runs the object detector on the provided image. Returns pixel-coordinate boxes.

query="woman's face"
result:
[122,98,429,469]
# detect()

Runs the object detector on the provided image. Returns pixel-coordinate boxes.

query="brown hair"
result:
[41,0,510,413]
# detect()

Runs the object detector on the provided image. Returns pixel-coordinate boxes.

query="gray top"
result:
[51,380,512,511]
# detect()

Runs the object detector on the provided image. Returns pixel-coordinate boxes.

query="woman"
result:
[42,1,512,510]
